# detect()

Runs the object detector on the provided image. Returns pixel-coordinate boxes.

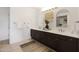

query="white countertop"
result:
[48,30,79,38]
[32,28,79,39]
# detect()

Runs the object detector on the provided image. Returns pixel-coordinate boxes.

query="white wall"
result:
[10,7,43,44]
[0,7,9,41]
[50,7,79,34]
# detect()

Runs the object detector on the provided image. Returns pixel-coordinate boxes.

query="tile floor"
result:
[0,40,55,52]
[21,41,54,52]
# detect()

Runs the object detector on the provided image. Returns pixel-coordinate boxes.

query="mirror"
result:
[56,15,67,27]
[56,9,69,28]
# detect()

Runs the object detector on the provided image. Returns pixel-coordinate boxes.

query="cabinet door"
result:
[56,36,77,52]
[42,32,57,50]
[36,31,56,49]
[31,29,41,40]
[77,39,79,51]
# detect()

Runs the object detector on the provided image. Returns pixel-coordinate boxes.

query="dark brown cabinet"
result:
[31,29,79,52]
[56,38,77,52]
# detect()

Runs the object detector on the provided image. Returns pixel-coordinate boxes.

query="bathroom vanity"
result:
[31,29,79,52]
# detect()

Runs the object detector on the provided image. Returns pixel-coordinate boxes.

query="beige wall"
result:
[50,7,79,34]
[43,7,79,35]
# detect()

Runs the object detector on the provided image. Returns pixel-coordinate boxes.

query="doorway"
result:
[0,7,10,44]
